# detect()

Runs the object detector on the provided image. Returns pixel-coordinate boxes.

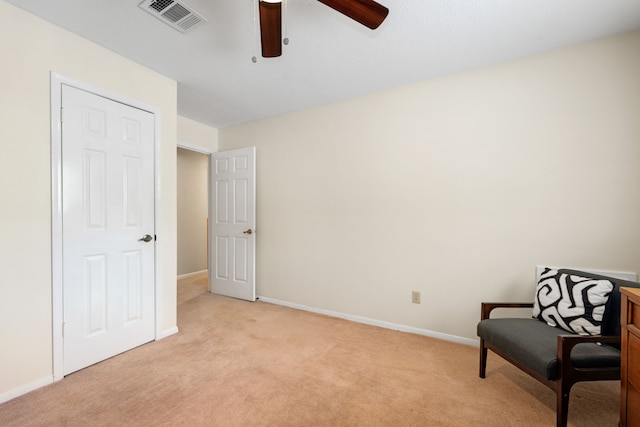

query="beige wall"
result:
[178,115,219,152]
[177,148,209,275]
[0,1,178,398]
[220,30,640,341]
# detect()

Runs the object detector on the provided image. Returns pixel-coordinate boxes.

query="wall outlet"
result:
[411,291,421,304]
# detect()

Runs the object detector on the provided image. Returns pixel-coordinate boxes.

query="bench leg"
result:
[556,381,570,427]
[479,338,488,378]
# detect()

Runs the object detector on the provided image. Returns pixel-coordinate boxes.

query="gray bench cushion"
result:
[477,318,620,380]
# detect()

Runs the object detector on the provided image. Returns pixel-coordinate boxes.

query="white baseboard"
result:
[257,296,479,347]
[158,326,179,339]
[0,375,53,404]
[1,326,179,405]
[177,270,208,280]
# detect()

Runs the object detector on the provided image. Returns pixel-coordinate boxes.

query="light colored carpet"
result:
[0,273,619,426]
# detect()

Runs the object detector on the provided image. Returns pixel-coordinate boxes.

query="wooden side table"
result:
[620,287,640,427]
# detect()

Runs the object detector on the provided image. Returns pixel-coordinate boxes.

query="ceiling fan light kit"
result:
[257,0,388,59]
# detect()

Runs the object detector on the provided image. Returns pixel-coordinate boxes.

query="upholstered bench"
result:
[477,268,640,427]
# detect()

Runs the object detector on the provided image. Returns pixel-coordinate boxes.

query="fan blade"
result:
[259,1,282,58]
[318,0,389,29]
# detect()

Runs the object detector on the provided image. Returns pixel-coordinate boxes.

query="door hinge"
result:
[60,107,64,123]
[62,322,66,337]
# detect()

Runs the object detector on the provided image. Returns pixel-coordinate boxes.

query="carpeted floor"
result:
[0,273,620,426]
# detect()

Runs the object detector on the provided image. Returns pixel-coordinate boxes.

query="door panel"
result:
[62,85,155,375]
[84,254,107,335]
[210,147,256,301]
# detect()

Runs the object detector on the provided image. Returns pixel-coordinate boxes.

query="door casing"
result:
[50,73,164,381]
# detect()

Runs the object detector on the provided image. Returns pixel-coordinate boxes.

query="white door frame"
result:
[177,141,215,156]
[50,73,163,381]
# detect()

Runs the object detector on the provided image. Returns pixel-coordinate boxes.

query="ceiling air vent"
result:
[139,0,206,34]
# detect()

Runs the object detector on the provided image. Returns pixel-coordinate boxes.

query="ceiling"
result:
[6,0,640,128]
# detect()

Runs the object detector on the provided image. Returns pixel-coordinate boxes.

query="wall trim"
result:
[177,140,215,154]
[159,326,180,339]
[257,296,479,347]
[0,376,53,404]
[535,265,637,281]
[177,270,208,280]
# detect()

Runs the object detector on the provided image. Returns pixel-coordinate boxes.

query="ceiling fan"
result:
[259,0,389,58]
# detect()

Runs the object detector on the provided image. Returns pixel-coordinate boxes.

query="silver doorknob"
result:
[243,229,253,235]
[139,234,153,242]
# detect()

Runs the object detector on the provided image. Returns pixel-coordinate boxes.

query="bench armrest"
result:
[557,334,621,384]
[558,333,620,356]
[481,302,534,320]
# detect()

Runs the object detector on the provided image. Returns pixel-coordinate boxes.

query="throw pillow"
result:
[532,267,614,335]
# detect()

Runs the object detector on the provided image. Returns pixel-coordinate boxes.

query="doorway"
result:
[176,145,257,302]
[177,144,212,303]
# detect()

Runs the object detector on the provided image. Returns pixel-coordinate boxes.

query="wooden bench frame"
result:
[479,302,620,427]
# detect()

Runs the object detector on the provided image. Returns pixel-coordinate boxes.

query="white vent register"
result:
[139,0,206,33]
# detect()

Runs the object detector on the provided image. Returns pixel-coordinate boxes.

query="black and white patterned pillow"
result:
[532,268,614,335]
